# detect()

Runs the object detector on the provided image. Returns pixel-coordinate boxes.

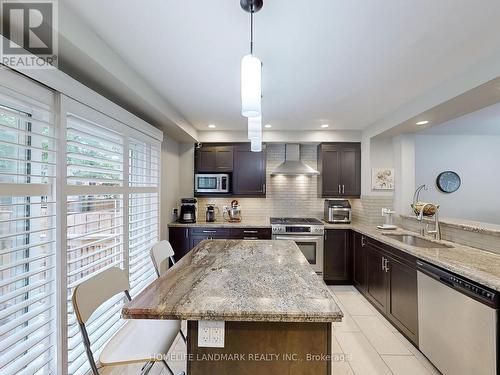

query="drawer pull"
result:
[243,237,259,240]
[243,230,258,234]
[202,230,217,233]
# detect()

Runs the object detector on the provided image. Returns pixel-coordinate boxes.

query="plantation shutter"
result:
[0,78,57,374]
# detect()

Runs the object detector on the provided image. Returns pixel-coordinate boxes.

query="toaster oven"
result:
[324,199,352,223]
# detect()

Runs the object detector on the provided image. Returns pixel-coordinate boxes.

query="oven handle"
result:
[274,236,321,241]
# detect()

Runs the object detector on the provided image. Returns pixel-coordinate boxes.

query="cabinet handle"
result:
[338,185,341,194]
[342,185,345,194]
[243,236,259,240]
[202,230,217,233]
[361,236,366,247]
[243,230,258,234]
[263,184,266,194]
[185,228,189,238]
[384,258,390,273]
[381,257,385,271]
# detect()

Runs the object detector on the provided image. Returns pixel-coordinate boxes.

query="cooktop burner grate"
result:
[270,217,323,225]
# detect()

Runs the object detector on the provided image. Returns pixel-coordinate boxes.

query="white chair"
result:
[150,241,187,344]
[72,267,184,375]
[150,240,177,277]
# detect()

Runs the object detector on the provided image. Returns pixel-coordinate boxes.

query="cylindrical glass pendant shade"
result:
[248,115,262,140]
[251,138,262,152]
[248,115,262,152]
[241,54,262,118]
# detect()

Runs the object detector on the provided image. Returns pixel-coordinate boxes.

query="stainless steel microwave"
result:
[195,174,230,193]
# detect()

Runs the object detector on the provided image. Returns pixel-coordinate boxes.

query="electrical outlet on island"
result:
[197,320,225,348]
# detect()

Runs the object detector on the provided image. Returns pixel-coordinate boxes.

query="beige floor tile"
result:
[335,331,392,375]
[382,355,435,375]
[329,285,359,293]
[393,331,441,375]
[333,301,361,332]
[332,331,355,375]
[352,315,411,355]
[334,291,375,316]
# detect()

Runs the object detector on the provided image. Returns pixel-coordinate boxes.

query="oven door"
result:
[273,235,324,275]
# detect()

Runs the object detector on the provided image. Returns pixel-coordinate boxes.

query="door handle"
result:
[342,185,345,194]
[338,185,341,194]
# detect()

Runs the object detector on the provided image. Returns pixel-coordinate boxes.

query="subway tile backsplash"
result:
[196,144,393,224]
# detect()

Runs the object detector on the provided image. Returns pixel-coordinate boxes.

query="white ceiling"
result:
[64,0,500,132]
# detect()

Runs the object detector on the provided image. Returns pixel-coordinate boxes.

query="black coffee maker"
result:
[179,198,197,223]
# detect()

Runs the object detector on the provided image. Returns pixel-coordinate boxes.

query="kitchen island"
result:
[122,239,343,374]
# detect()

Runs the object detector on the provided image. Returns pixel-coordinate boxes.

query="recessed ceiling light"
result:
[321,124,329,128]
[416,120,429,126]
[264,124,272,128]
[208,124,216,128]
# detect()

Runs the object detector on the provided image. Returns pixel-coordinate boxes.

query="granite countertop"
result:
[122,239,343,322]
[323,221,500,292]
[400,214,500,237]
[168,218,271,228]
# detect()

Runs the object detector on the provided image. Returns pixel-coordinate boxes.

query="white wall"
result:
[161,138,181,240]
[415,135,500,224]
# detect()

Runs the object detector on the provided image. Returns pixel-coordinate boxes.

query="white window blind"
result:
[128,139,160,297]
[65,112,126,375]
[66,115,123,187]
[0,85,56,375]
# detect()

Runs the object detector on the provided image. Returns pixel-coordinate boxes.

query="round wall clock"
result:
[436,171,461,193]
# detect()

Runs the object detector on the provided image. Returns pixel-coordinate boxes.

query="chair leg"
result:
[180,329,187,344]
[140,361,154,375]
[162,359,185,375]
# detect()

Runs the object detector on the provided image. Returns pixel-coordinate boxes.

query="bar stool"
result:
[72,267,184,375]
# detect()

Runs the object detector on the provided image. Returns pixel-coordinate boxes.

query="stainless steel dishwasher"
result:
[417,260,499,375]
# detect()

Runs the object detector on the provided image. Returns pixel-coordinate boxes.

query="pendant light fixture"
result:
[241,0,263,152]
[248,115,262,152]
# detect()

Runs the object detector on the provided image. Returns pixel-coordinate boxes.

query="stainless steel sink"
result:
[382,234,452,249]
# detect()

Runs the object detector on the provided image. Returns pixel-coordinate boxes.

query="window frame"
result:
[58,96,161,375]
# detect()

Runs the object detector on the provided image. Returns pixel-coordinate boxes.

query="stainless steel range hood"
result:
[271,144,320,175]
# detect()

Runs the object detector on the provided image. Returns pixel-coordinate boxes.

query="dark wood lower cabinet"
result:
[387,256,418,342]
[168,226,271,262]
[168,227,190,262]
[352,232,366,291]
[323,229,352,284]
[187,321,331,375]
[365,245,388,312]
[360,237,419,345]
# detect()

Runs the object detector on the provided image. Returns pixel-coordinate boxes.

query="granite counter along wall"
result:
[400,215,500,256]
[196,143,394,224]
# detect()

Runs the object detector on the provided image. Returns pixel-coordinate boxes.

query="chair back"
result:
[150,240,175,277]
[72,267,129,324]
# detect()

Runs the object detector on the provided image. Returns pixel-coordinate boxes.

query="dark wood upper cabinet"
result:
[232,143,266,197]
[196,145,233,172]
[318,143,361,198]
[323,229,352,284]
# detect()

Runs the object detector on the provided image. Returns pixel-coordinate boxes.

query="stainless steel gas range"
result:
[270,217,324,275]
